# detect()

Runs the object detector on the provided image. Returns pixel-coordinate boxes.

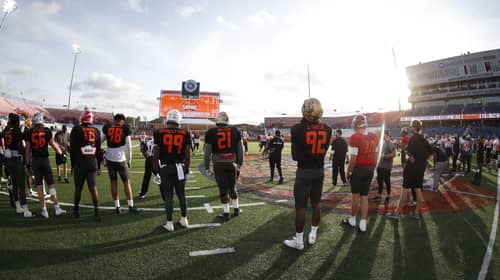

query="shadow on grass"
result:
[0,224,202,270]
[329,216,386,279]
[153,210,296,279]
[429,208,491,279]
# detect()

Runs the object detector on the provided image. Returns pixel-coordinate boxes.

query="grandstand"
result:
[403,48,500,125]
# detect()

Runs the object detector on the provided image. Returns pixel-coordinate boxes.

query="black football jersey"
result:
[103,124,131,148]
[3,127,23,152]
[204,126,241,154]
[25,127,52,157]
[291,118,332,168]
[154,127,191,164]
[268,136,284,155]
[70,124,101,157]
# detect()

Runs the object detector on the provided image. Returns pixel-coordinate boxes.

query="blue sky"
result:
[1,0,500,123]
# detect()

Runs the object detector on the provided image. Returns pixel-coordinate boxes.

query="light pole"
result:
[0,0,17,32]
[67,44,81,111]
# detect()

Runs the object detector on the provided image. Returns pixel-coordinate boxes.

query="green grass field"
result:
[1,141,500,279]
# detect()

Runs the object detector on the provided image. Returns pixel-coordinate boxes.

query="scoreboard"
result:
[159,90,220,118]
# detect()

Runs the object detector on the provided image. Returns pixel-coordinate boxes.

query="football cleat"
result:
[179,217,189,228]
[218,212,230,221]
[163,221,174,232]
[232,208,241,217]
[115,207,121,214]
[41,208,49,219]
[55,207,67,216]
[283,237,304,250]
[308,232,317,245]
[15,203,23,214]
[23,209,35,218]
[129,206,142,213]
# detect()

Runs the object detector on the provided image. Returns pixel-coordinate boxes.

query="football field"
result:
[1,141,500,279]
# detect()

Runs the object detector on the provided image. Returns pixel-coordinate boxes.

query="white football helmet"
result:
[32,112,44,125]
[166,109,182,125]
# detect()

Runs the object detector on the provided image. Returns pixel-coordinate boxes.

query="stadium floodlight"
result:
[0,0,18,32]
[66,43,81,111]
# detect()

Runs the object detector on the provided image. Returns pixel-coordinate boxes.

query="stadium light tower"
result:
[0,0,18,32]
[66,44,81,111]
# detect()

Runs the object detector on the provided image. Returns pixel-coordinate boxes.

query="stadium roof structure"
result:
[45,108,113,124]
[0,97,49,118]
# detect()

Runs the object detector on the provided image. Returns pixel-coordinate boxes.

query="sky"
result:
[1,0,500,124]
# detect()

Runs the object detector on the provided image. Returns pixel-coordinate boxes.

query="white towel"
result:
[176,163,185,181]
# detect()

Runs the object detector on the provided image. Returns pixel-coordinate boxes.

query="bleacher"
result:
[442,105,463,115]
[463,103,483,114]
[45,108,113,124]
[484,102,500,113]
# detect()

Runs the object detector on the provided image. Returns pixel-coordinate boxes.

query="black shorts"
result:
[74,158,98,189]
[294,168,324,208]
[401,151,407,166]
[32,157,55,186]
[214,162,237,197]
[106,160,129,181]
[350,166,374,196]
[56,153,67,165]
[159,165,186,197]
[402,163,425,189]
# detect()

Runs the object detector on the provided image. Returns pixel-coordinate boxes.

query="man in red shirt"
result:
[343,114,379,232]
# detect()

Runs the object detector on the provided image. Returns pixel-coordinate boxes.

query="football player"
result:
[54,125,70,183]
[4,113,34,217]
[387,120,433,220]
[70,110,103,221]
[138,133,155,199]
[24,112,66,218]
[102,113,141,213]
[266,130,284,184]
[204,112,244,221]
[284,98,332,250]
[152,109,191,231]
[342,114,378,233]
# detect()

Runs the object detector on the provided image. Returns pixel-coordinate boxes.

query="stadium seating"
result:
[463,103,483,114]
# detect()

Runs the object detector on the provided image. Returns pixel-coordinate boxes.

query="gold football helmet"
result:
[301,98,323,122]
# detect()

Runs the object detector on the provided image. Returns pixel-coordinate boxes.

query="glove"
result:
[205,169,214,177]
[127,161,131,168]
[184,166,190,175]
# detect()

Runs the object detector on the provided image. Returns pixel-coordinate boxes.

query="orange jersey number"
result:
[217,131,231,150]
[31,131,47,149]
[4,131,12,146]
[306,130,328,154]
[107,127,123,144]
[162,134,184,154]
[82,128,96,143]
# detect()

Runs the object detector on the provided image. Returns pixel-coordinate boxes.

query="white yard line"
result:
[0,191,264,212]
[186,195,205,198]
[478,165,500,280]
[187,223,221,229]
[189,247,235,257]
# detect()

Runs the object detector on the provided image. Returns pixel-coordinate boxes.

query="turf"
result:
[0,141,499,279]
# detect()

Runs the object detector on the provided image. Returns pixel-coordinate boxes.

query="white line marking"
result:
[186,187,201,190]
[187,180,197,183]
[187,223,221,229]
[275,200,288,203]
[478,165,500,280]
[189,247,235,257]
[186,195,205,198]
[204,203,214,213]
[0,191,265,212]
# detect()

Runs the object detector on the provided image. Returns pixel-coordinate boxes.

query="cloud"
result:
[0,74,8,89]
[176,4,205,18]
[263,70,322,85]
[6,66,33,76]
[74,72,141,96]
[23,2,62,40]
[126,0,147,13]
[248,11,273,26]
[216,16,238,30]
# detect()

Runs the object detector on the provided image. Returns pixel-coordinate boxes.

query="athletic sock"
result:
[295,232,304,243]
[114,200,120,208]
[311,226,318,235]
[54,204,60,210]
[359,219,367,231]
[127,200,134,207]
[223,203,230,213]
[232,198,239,209]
